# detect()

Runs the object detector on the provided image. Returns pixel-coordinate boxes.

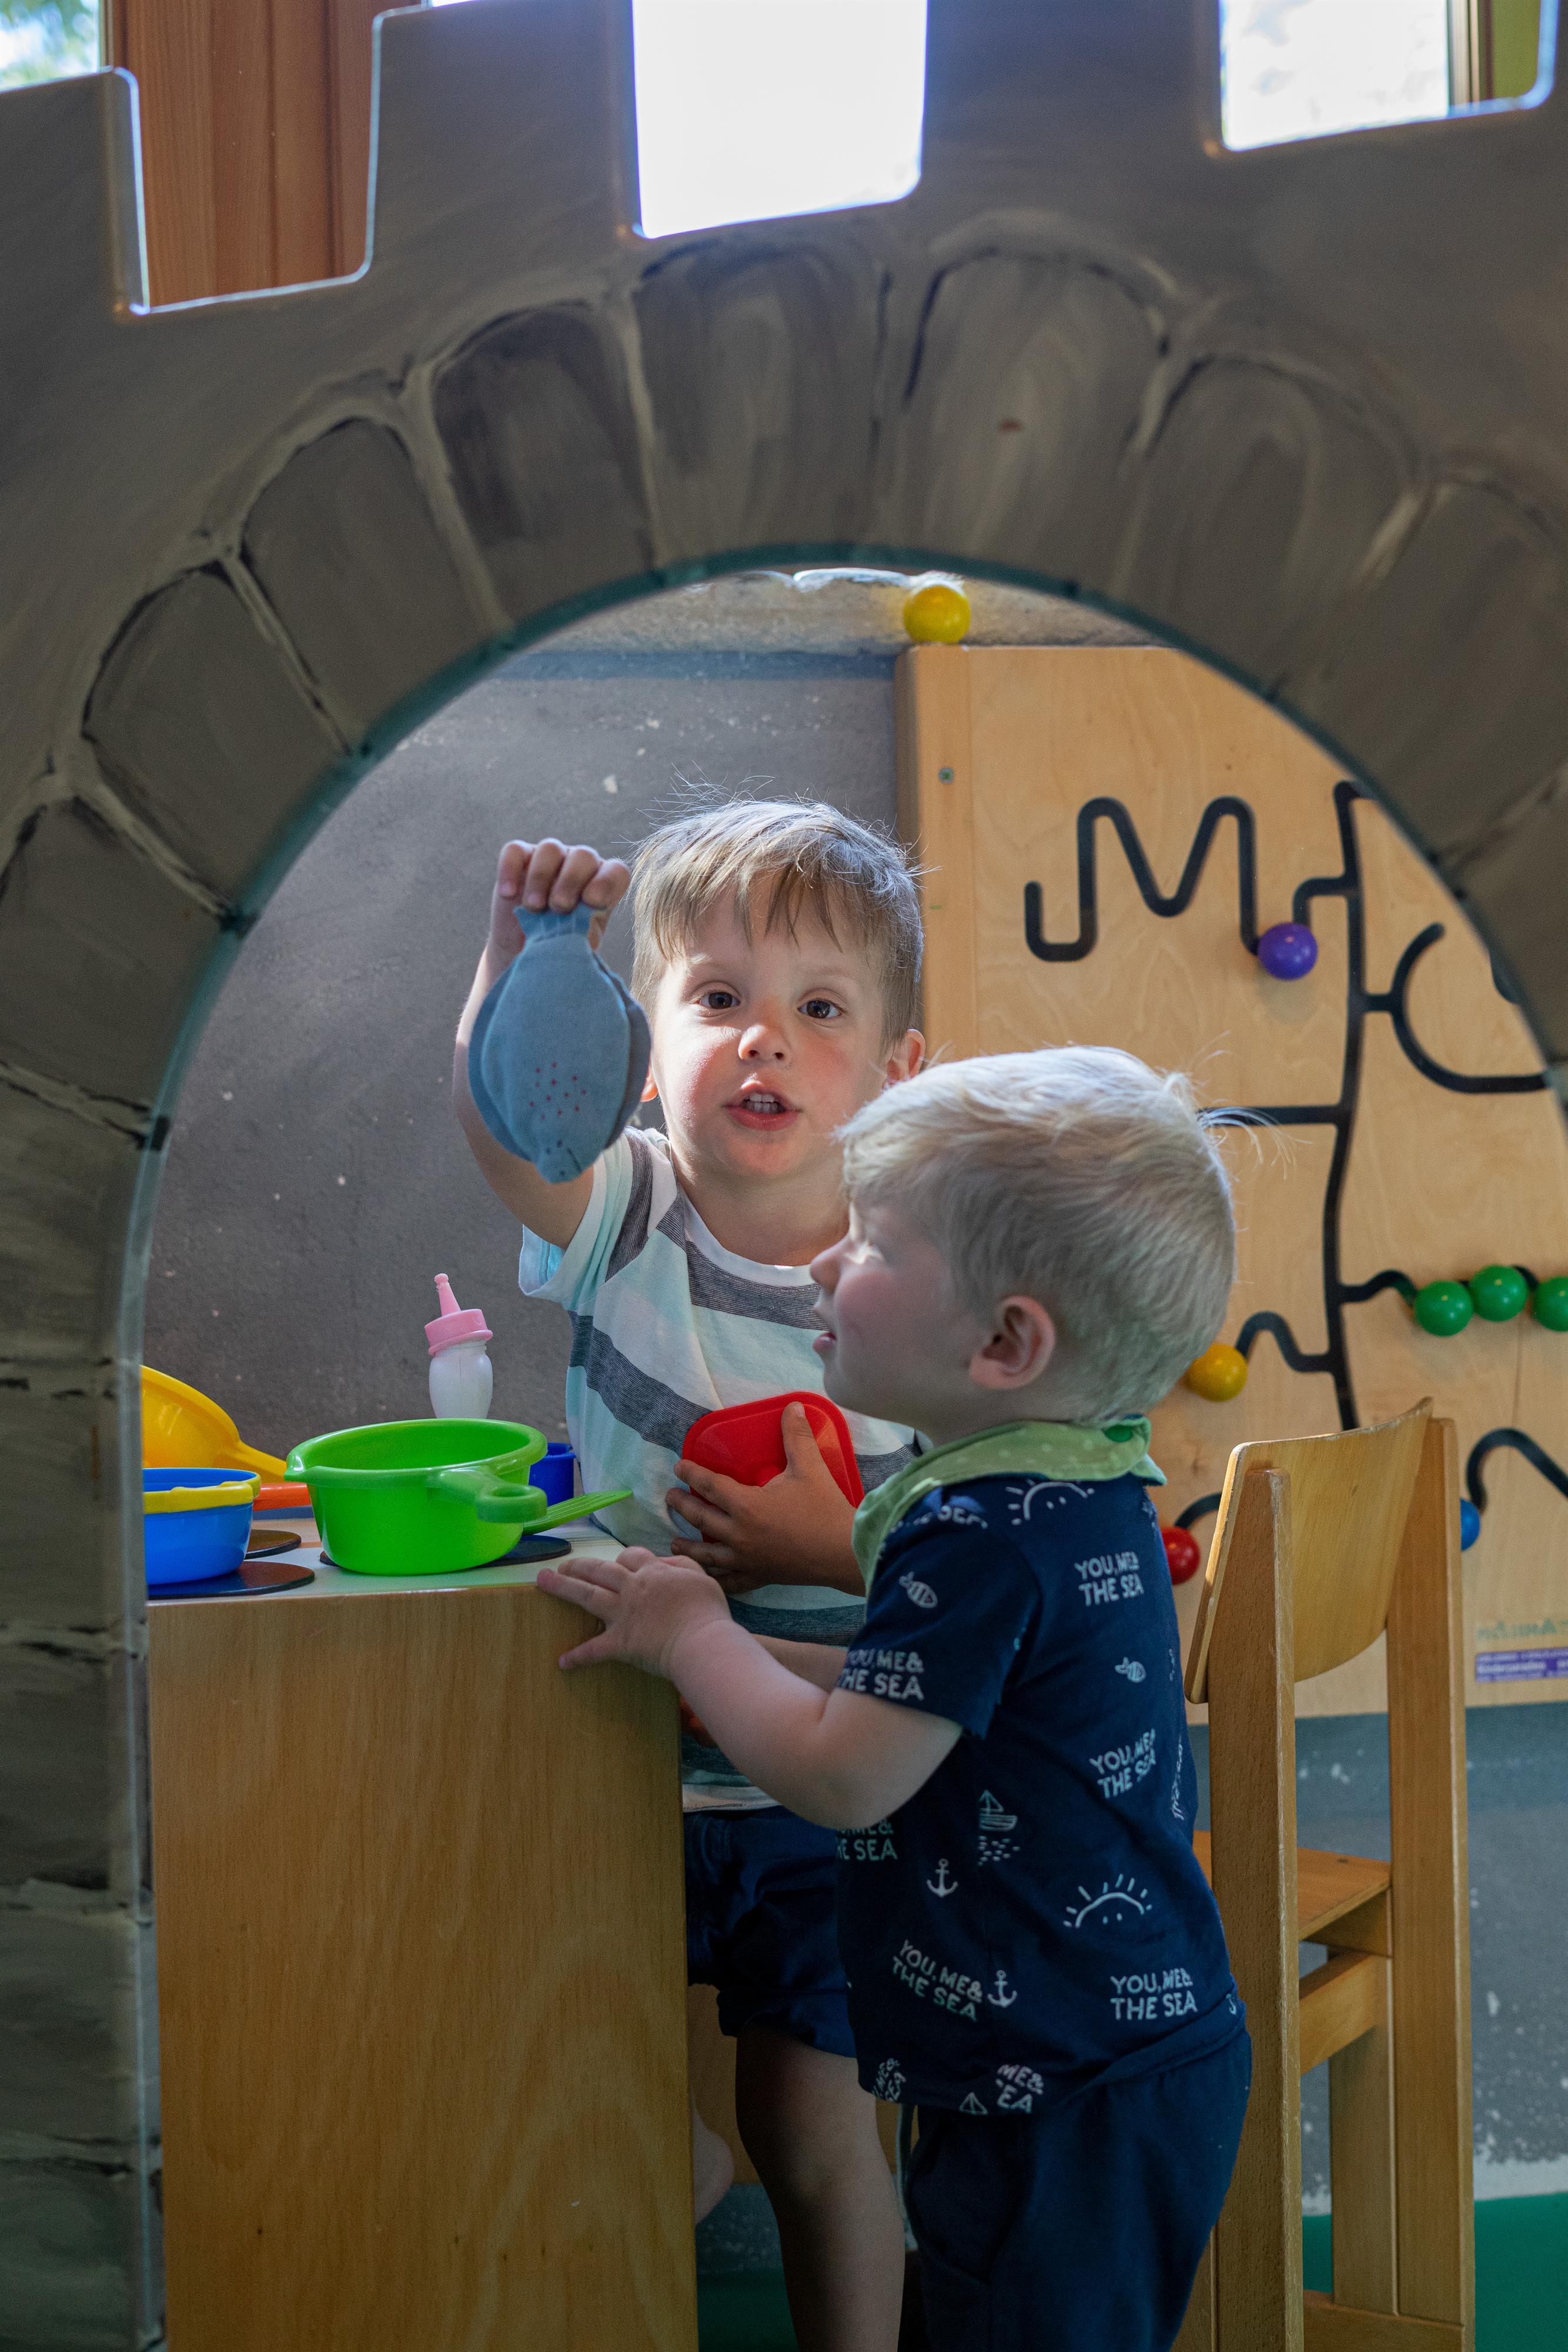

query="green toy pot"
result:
[285,1419,629,1576]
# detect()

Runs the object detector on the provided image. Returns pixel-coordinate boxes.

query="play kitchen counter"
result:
[148,1529,697,2352]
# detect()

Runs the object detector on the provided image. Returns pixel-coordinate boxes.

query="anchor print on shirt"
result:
[977,1789,1020,1867]
[1064,1875,1154,1930]
[1004,1478,1089,1528]
[927,1857,958,1897]
[986,1969,1018,2009]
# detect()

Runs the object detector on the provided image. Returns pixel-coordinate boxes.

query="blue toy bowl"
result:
[529,1441,577,1509]
[143,1467,257,1588]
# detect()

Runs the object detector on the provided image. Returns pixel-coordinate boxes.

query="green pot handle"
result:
[533,1486,633,1530]
[431,1468,633,1526]
[430,1464,547,1523]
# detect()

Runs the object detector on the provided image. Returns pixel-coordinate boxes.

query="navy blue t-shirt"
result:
[835,1471,1240,2115]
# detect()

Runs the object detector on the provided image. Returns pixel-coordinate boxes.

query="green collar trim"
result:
[852,1418,1164,1587]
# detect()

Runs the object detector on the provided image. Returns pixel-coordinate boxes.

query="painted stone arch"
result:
[7,0,1568,2334]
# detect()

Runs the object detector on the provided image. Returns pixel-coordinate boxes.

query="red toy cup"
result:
[681,1391,864,1506]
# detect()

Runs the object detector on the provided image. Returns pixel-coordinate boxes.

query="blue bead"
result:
[1459,1500,1481,1551]
[1258,921,1319,980]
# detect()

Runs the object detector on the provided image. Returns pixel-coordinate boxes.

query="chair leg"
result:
[1173,2233,1215,2352]
[1208,1470,1304,2352]
[1386,1421,1475,2340]
[1328,1957,1397,2311]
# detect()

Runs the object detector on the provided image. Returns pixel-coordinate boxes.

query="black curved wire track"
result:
[1467,1429,1568,1514]
[1023,782,1554,1526]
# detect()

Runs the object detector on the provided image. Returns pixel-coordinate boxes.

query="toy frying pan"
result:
[681,1391,864,1506]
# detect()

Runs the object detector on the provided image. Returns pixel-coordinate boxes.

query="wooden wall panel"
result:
[108,0,381,301]
[898,644,1568,1713]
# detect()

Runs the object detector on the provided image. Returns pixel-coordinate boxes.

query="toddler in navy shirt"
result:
[542,1046,1251,2352]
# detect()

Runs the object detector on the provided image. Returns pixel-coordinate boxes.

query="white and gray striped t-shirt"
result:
[519,1127,916,1804]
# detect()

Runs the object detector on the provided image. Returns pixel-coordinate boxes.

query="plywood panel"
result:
[898,643,1568,1710]
[109,0,379,302]
[151,1584,697,2352]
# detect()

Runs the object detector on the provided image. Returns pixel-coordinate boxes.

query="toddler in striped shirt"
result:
[454,799,926,2352]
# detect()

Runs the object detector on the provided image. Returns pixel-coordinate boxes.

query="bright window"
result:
[630,0,925,239]
[0,0,98,89]
[1221,0,1453,148]
[434,0,926,239]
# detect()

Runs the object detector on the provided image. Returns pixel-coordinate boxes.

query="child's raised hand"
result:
[666,1402,862,1598]
[486,837,631,972]
[538,1546,731,1678]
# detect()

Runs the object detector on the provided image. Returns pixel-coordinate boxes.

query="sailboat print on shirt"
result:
[978,1789,1019,1866]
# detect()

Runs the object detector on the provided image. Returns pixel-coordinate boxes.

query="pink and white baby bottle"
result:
[426,1274,494,1419]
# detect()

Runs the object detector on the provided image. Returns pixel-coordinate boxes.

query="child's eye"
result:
[801,998,842,1021]
[696,989,740,1011]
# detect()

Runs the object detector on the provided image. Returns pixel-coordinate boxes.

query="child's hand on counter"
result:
[485,837,631,975]
[539,1547,732,1680]
[666,1403,862,1598]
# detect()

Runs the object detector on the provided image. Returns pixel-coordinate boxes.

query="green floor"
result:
[697,2197,1568,2351]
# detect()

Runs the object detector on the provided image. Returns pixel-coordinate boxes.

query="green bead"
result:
[1414,1280,1473,1338]
[1533,1276,1568,1332]
[1468,1264,1530,1322]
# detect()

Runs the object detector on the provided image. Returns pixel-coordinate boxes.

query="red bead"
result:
[1162,1525,1202,1585]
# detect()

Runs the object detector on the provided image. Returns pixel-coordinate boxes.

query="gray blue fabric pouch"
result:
[468,906,652,1181]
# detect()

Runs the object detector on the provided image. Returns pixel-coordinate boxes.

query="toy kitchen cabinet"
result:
[147,1546,696,2352]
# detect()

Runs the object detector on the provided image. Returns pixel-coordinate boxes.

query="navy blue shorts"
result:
[684,1808,856,2057]
[905,2032,1251,2352]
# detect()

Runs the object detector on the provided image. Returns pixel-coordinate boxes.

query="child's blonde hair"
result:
[840,1047,1236,1419]
[629,800,922,1044]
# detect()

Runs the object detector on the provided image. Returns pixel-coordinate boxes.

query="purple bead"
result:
[1258,921,1318,981]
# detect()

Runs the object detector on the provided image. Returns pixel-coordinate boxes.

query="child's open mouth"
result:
[726,1090,799,1132]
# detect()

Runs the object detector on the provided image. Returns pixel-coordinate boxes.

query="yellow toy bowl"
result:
[141,1367,286,1478]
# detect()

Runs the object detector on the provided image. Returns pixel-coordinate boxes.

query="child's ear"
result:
[640,1074,659,1104]
[885,1028,925,1084]
[969,1298,1055,1391]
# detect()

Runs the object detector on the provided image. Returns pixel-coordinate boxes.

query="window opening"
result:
[629,0,925,238]
[0,0,98,89]
[433,0,927,239]
[1219,0,1552,151]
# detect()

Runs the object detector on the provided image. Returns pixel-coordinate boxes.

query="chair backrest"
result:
[1185,1398,1431,1704]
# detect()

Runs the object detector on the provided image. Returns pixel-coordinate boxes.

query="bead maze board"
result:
[897,644,1568,1715]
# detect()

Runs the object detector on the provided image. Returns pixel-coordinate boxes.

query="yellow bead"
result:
[902,582,972,644]
[1185,1342,1248,1403]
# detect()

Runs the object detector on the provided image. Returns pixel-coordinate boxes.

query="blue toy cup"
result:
[529,1441,577,1510]
[143,1466,258,1588]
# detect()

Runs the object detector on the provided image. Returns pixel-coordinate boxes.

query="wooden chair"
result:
[1176,1401,1474,2352]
